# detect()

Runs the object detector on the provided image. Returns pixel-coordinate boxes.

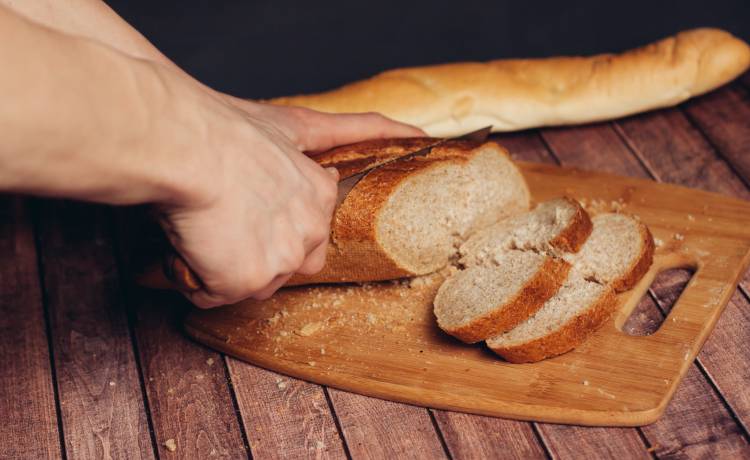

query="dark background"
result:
[106,1,749,99]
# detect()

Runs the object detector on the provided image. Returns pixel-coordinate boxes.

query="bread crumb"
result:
[307,361,317,367]
[297,322,324,336]
[267,311,283,325]
[276,378,288,390]
[687,214,695,222]
[654,238,664,248]
[206,358,214,366]
[320,347,326,355]
[164,439,177,452]
[109,381,116,387]
[673,233,684,241]
[582,380,590,386]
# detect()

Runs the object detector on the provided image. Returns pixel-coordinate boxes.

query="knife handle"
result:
[163,251,203,292]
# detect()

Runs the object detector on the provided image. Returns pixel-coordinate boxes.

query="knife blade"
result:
[335,125,493,206]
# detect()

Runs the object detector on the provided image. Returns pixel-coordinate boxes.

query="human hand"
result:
[158,100,423,308]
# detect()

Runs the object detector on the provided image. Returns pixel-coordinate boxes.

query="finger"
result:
[296,239,328,276]
[251,273,293,300]
[296,110,427,152]
[186,289,227,309]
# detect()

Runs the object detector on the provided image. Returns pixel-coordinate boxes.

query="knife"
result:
[164,125,493,292]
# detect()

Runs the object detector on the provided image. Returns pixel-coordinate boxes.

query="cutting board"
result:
[184,162,750,426]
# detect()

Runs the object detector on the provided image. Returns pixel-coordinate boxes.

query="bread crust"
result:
[487,214,655,362]
[550,197,593,253]
[288,140,528,285]
[610,220,655,293]
[438,256,571,344]
[271,29,750,136]
[488,287,618,363]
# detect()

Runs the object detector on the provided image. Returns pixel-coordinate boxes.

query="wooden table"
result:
[3,74,750,460]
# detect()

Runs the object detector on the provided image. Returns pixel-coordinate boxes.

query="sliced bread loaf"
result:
[487,213,654,363]
[433,197,591,343]
[288,139,531,285]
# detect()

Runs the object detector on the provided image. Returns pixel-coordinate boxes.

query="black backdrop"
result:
[106,1,749,99]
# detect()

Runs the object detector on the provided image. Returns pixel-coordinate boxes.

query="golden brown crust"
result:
[289,140,520,286]
[610,220,655,293]
[441,257,571,344]
[488,287,618,363]
[314,137,439,178]
[550,197,593,253]
[271,29,750,136]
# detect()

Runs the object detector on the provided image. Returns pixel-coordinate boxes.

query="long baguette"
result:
[271,28,750,136]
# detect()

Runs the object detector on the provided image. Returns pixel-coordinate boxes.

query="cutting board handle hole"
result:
[621,267,695,336]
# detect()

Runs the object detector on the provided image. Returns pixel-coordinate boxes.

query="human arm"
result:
[0,6,353,306]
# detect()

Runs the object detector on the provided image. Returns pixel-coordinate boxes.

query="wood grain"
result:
[112,208,249,459]
[326,390,447,459]
[227,359,347,459]
[432,412,546,460]
[36,201,154,459]
[683,85,750,186]
[131,290,249,459]
[0,198,62,459]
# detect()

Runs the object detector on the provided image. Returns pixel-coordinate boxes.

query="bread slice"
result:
[433,197,591,343]
[487,213,654,363]
[288,139,530,285]
[271,29,750,136]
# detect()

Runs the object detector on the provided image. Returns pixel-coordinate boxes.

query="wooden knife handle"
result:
[163,252,203,292]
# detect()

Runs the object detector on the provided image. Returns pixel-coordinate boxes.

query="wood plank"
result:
[36,201,154,459]
[227,359,347,459]
[682,85,750,186]
[0,198,62,459]
[131,290,249,458]
[326,390,447,459]
[113,207,249,458]
[539,121,750,456]
[432,412,546,460]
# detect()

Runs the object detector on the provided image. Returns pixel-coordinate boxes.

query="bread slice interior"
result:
[487,213,654,362]
[433,197,591,343]
[375,143,530,275]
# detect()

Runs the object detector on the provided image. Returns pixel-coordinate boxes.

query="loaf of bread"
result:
[271,28,750,136]
[433,198,591,343]
[137,138,530,289]
[287,138,530,285]
[487,213,655,363]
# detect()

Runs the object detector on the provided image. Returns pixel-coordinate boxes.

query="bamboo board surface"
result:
[184,162,750,426]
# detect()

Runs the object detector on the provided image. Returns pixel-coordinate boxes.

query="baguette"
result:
[434,198,591,343]
[271,28,750,136]
[487,213,654,363]
[287,138,530,285]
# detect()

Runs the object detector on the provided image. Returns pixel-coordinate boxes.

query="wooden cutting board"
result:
[184,162,750,427]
